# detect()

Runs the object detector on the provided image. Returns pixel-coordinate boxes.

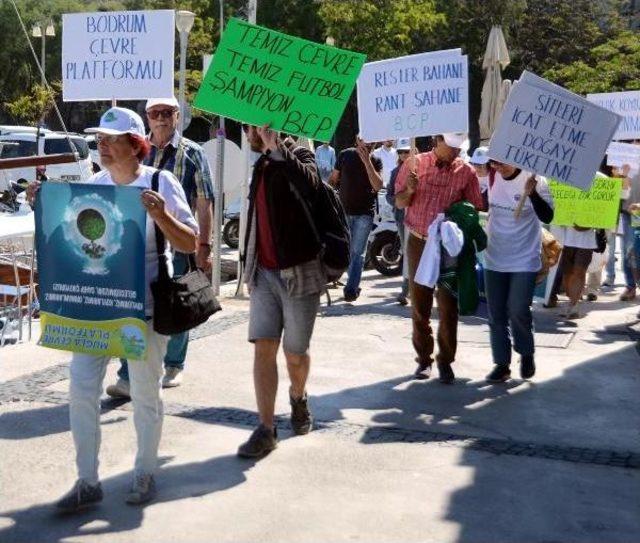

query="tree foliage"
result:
[544,31,640,94]
[0,0,636,141]
[5,83,60,125]
[319,0,444,61]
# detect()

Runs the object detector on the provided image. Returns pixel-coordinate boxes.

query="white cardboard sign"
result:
[356,49,468,142]
[606,141,640,168]
[62,10,175,101]
[587,90,640,141]
[488,71,621,190]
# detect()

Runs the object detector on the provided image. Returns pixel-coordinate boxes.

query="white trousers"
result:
[69,324,169,484]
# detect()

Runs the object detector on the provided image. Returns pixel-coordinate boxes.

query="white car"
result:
[84,135,102,172]
[0,125,51,136]
[0,132,93,186]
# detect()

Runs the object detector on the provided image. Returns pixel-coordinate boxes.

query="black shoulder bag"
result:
[149,169,221,335]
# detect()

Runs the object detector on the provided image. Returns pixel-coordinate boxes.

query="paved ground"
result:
[1,270,639,543]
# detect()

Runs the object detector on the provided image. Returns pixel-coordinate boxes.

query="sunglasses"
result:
[147,108,177,120]
[95,133,123,145]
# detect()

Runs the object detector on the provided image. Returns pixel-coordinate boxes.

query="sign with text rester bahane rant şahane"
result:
[194,18,366,142]
[62,10,175,101]
[488,71,622,191]
[356,49,468,142]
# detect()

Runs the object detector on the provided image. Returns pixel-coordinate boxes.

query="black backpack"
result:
[288,175,350,282]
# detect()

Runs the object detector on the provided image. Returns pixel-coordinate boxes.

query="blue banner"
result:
[35,182,148,358]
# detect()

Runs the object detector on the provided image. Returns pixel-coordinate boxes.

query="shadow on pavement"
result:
[311,344,640,542]
[0,454,257,543]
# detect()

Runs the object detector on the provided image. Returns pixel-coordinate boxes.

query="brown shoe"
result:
[620,288,636,301]
[237,424,278,458]
[290,392,313,435]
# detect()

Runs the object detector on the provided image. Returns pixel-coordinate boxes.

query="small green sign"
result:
[549,176,623,229]
[194,18,366,142]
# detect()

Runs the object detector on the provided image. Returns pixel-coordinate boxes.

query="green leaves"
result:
[544,32,640,94]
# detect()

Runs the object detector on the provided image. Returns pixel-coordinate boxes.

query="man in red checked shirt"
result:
[395,133,482,384]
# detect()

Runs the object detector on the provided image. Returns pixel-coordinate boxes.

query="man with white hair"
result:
[395,133,482,384]
[107,97,214,397]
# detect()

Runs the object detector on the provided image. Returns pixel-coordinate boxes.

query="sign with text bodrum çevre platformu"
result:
[62,10,175,101]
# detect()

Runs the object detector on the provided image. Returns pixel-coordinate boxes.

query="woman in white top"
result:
[483,160,554,383]
[30,107,198,512]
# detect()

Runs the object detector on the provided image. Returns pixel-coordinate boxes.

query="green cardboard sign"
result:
[549,176,623,229]
[194,18,366,142]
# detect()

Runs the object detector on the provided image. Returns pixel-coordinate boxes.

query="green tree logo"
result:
[77,208,107,259]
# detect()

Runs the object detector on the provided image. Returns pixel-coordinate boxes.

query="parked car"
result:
[0,125,51,136]
[84,135,102,172]
[0,132,93,185]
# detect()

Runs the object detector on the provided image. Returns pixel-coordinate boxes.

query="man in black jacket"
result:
[238,124,325,459]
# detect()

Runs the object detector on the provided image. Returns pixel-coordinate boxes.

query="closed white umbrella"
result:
[479,25,510,141]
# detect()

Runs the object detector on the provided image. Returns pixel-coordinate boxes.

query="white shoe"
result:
[561,304,581,320]
[162,367,183,388]
[106,378,130,398]
[125,473,156,505]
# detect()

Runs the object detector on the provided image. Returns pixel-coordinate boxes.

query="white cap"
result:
[396,138,411,151]
[470,146,490,165]
[145,97,180,110]
[442,133,470,151]
[85,107,145,137]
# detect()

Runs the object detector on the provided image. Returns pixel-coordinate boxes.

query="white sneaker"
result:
[106,378,130,398]
[561,304,581,320]
[162,367,183,388]
[125,473,156,505]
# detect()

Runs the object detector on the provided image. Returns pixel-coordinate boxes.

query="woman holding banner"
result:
[29,107,198,511]
[483,160,554,383]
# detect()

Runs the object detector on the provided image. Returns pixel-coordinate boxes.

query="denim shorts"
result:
[248,267,320,354]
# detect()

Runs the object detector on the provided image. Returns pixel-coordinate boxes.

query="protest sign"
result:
[194,18,366,142]
[62,10,175,101]
[587,90,640,141]
[549,176,622,229]
[488,71,622,190]
[356,49,468,142]
[606,141,640,168]
[36,183,148,358]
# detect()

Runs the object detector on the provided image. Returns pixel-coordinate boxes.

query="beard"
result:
[249,140,263,153]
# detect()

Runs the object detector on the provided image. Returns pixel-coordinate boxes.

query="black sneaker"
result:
[486,365,511,383]
[520,355,536,379]
[290,392,313,435]
[55,480,103,514]
[437,363,455,384]
[237,424,278,458]
[343,288,361,302]
[414,360,432,380]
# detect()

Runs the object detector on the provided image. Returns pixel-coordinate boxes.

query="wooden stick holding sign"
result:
[514,174,538,219]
